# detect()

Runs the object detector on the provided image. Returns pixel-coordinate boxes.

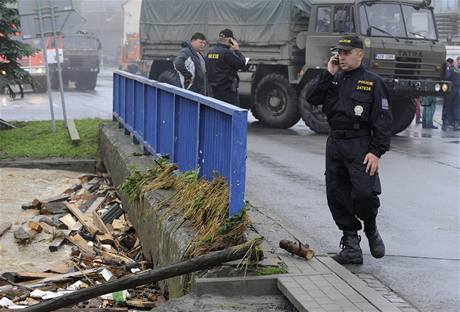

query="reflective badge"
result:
[382,98,389,110]
[354,105,364,116]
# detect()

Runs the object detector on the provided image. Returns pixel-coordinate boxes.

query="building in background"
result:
[432,0,460,59]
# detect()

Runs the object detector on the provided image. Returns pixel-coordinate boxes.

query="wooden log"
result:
[0,222,12,237]
[49,237,66,252]
[21,239,262,312]
[67,119,80,145]
[64,202,99,235]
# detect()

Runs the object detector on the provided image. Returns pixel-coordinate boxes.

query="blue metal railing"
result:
[113,71,248,216]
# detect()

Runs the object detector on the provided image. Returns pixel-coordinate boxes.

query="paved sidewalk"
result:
[246,204,418,312]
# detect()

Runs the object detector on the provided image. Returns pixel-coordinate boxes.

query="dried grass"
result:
[118,159,249,258]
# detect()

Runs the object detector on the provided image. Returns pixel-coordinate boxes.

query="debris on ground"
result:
[0,172,165,310]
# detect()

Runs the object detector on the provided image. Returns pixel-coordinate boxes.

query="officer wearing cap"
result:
[206,29,246,106]
[305,35,392,264]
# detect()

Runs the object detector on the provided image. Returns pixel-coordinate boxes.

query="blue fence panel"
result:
[157,89,175,158]
[133,81,144,139]
[174,97,199,172]
[144,85,157,155]
[198,106,232,181]
[113,71,247,215]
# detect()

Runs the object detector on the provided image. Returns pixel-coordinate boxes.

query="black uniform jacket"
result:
[306,66,392,158]
[206,43,246,89]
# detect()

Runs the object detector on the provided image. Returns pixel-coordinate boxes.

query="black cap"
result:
[331,35,363,51]
[219,28,234,39]
[446,58,454,63]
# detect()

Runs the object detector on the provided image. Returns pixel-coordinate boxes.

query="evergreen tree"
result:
[0,0,36,98]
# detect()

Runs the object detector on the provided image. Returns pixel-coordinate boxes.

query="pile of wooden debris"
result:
[0,173,165,311]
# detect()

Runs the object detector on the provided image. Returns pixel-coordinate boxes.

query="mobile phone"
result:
[331,52,339,65]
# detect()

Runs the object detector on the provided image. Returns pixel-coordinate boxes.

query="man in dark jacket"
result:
[174,32,207,95]
[305,35,392,264]
[206,29,246,106]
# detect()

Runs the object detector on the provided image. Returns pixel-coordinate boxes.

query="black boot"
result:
[332,231,363,264]
[364,220,385,258]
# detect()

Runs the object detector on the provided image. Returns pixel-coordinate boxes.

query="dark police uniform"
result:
[306,36,392,263]
[206,31,246,106]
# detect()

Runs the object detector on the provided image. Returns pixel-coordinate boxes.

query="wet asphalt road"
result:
[1,70,459,312]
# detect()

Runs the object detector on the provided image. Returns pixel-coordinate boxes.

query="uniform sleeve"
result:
[174,49,193,79]
[369,79,392,158]
[305,70,334,106]
[223,50,246,70]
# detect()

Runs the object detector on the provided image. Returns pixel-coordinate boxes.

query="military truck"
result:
[51,32,101,91]
[141,0,449,134]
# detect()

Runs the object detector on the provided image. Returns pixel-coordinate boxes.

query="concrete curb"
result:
[0,159,97,173]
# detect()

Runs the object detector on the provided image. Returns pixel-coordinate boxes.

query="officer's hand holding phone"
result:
[229,38,240,51]
[328,53,339,76]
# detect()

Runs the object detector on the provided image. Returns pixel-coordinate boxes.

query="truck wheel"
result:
[252,73,300,128]
[390,95,415,134]
[157,70,180,87]
[86,73,98,90]
[299,80,330,134]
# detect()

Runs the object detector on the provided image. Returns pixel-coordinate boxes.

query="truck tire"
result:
[76,73,97,91]
[86,73,98,90]
[299,80,329,134]
[390,95,415,134]
[157,70,180,87]
[252,73,300,128]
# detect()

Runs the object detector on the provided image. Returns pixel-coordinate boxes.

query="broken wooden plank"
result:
[64,202,99,235]
[63,184,82,194]
[39,222,55,234]
[100,251,135,265]
[49,237,66,252]
[20,268,101,289]
[41,202,69,215]
[92,212,110,236]
[42,194,71,203]
[67,119,80,145]
[0,222,12,237]
[28,221,42,233]
[59,214,77,230]
[2,271,58,283]
[84,196,106,215]
[22,239,262,311]
[65,233,95,257]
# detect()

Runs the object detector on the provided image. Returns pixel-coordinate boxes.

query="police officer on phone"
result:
[305,35,392,264]
[206,29,246,106]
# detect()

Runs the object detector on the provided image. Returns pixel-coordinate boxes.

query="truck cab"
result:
[299,0,449,133]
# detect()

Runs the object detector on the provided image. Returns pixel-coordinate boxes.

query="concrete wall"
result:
[99,122,195,298]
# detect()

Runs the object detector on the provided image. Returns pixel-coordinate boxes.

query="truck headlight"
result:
[442,83,449,92]
[435,83,441,92]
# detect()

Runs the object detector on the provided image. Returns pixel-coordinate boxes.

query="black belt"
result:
[330,129,370,139]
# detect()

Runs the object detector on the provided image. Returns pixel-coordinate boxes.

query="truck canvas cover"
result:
[140,0,311,48]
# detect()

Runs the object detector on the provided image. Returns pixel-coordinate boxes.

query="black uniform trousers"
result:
[209,86,239,107]
[325,135,381,231]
